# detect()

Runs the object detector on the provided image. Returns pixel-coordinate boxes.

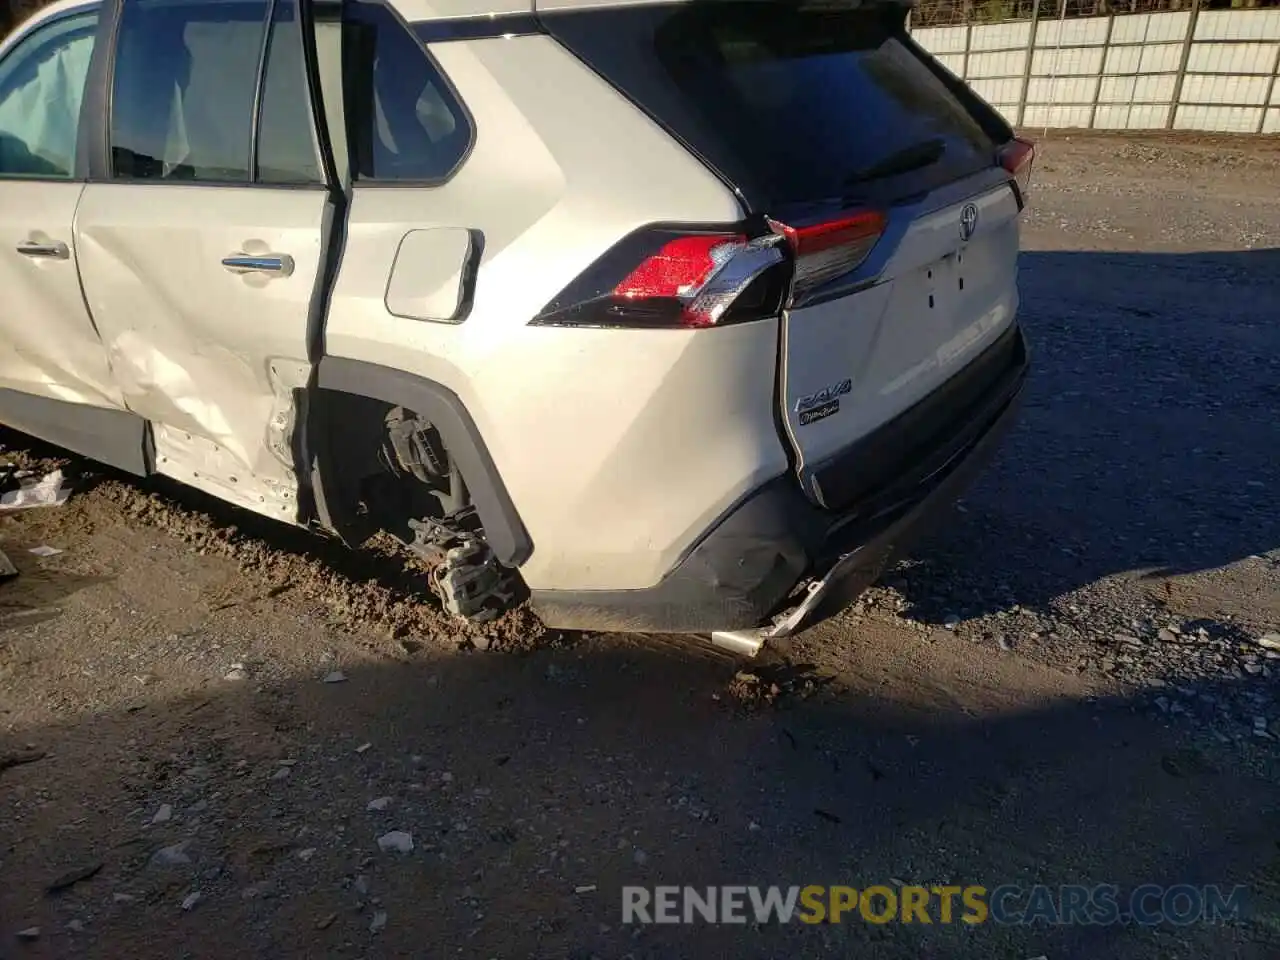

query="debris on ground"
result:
[376,831,414,854]
[149,842,193,869]
[28,544,63,557]
[46,861,104,895]
[727,671,781,708]
[224,664,249,682]
[0,469,70,511]
[1256,633,1280,652]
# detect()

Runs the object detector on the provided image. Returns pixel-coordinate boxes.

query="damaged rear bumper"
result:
[528,323,1029,646]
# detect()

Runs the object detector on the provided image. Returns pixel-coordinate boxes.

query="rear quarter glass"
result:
[542,1,1001,216]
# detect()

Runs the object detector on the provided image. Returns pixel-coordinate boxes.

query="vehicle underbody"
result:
[309,391,518,624]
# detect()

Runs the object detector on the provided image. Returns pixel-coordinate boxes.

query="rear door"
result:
[0,5,123,409]
[542,0,1022,488]
[74,0,337,521]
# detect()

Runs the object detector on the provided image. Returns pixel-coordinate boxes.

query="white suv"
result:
[0,0,1031,654]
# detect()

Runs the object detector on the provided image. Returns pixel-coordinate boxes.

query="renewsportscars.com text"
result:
[622,884,1246,926]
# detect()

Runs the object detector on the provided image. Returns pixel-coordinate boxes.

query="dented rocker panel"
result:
[0,389,152,475]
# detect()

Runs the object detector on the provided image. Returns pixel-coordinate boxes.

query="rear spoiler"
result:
[416,0,920,41]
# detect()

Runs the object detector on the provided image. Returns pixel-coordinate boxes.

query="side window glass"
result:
[0,12,98,179]
[344,3,471,183]
[110,0,266,182]
[257,0,323,184]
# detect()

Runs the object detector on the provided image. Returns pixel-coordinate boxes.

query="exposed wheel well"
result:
[308,357,532,567]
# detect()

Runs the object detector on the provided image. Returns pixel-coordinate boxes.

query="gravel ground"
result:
[1,132,1279,960]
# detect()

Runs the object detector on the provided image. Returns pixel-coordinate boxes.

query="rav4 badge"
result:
[796,378,852,426]
[796,378,852,413]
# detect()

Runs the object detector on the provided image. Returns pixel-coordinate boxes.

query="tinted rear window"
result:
[544,2,1000,214]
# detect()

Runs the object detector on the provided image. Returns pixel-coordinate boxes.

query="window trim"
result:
[247,0,276,181]
[345,0,476,191]
[0,4,101,184]
[85,0,329,190]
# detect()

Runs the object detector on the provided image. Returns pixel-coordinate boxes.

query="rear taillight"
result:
[531,227,789,330]
[998,137,1035,207]
[531,211,888,329]
[767,210,887,303]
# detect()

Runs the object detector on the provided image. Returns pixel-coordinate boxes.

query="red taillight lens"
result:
[614,234,745,304]
[767,210,887,302]
[998,137,1035,206]
[531,227,789,330]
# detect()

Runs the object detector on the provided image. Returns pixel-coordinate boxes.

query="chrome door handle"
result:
[221,253,294,277]
[16,240,69,260]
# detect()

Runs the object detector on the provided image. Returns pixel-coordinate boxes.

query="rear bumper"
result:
[529,322,1029,637]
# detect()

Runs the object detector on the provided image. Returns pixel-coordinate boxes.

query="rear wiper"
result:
[842,137,946,186]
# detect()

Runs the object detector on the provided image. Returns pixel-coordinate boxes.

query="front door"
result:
[0,6,123,410]
[73,0,337,521]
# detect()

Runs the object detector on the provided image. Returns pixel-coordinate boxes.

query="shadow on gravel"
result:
[0,524,116,638]
[897,247,1280,623]
[1,647,1277,959]
[0,568,115,636]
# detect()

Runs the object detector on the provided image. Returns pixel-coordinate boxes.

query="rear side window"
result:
[257,0,324,184]
[544,1,1000,213]
[109,0,322,185]
[343,2,471,184]
[110,0,264,181]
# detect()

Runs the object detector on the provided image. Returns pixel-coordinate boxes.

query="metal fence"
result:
[909,0,1280,132]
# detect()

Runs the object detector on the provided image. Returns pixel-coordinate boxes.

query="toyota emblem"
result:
[959,203,979,242]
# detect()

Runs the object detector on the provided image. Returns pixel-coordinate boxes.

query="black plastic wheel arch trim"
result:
[314,357,533,567]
